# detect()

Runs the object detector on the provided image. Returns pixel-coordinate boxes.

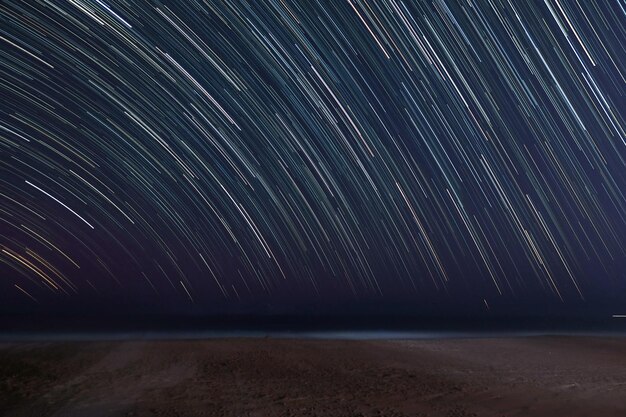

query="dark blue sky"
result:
[1,0,625,317]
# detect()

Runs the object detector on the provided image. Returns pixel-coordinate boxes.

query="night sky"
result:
[1,0,625,318]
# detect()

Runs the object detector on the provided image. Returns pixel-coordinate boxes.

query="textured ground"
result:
[1,336,626,416]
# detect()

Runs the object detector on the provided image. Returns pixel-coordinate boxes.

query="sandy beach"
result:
[1,336,625,416]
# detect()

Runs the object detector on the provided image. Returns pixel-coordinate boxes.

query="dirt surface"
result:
[1,336,626,416]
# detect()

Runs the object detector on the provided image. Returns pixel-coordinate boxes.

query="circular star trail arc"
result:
[0,0,625,309]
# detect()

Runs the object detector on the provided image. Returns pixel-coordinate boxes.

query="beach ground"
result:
[1,336,625,416]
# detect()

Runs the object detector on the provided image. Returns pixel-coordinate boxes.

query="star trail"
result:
[1,0,625,313]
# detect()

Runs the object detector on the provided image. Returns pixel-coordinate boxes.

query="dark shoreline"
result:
[4,330,626,343]
[2,313,626,343]
[3,312,625,330]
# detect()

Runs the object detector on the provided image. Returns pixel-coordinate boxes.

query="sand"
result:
[1,336,626,416]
